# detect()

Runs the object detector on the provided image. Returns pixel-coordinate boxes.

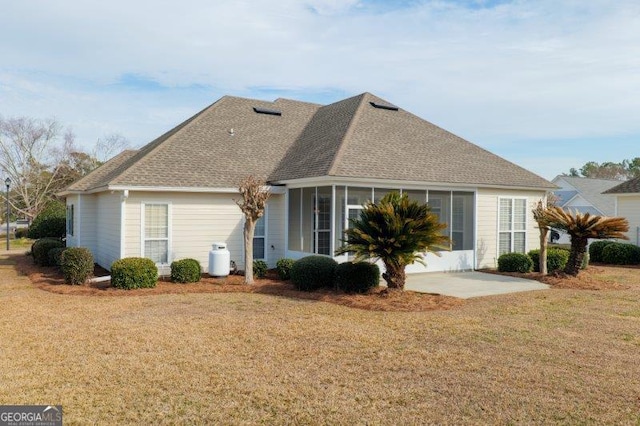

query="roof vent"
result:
[370,101,399,111]
[253,107,282,116]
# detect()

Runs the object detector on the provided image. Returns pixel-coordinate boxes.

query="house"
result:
[550,175,620,244]
[60,92,555,273]
[603,177,640,245]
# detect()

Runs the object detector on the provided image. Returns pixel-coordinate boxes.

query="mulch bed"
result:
[481,266,630,291]
[13,254,463,312]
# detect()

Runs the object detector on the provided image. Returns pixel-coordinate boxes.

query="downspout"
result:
[120,190,129,259]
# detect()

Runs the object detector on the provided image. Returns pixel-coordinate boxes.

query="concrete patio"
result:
[405,271,550,299]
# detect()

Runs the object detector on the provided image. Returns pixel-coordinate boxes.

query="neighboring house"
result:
[59,92,555,273]
[550,176,620,244]
[603,177,640,245]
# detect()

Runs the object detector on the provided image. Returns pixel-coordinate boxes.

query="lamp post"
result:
[5,177,10,251]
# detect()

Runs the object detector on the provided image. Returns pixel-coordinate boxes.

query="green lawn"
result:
[1,253,639,424]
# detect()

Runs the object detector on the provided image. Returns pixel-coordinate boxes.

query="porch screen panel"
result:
[347,187,372,206]
[404,189,426,203]
[288,189,302,251]
[428,191,450,241]
[334,186,346,252]
[315,186,332,255]
[302,188,315,253]
[452,192,474,251]
[374,188,399,203]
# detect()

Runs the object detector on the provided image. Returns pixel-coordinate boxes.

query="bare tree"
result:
[235,176,270,284]
[93,133,130,165]
[0,116,73,219]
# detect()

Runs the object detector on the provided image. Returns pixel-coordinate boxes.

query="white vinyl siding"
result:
[95,192,122,269]
[616,195,640,245]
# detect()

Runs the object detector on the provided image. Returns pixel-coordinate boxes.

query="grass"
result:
[2,251,640,424]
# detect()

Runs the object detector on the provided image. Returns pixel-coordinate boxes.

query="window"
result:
[499,198,527,255]
[143,204,169,264]
[66,205,74,236]
[253,213,266,260]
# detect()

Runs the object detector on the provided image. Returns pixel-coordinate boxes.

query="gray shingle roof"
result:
[66,92,554,193]
[552,176,620,216]
[603,177,640,194]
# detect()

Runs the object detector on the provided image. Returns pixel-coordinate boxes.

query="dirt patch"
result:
[14,254,463,312]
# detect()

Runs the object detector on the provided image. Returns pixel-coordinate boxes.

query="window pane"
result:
[499,232,511,256]
[499,199,512,231]
[347,187,372,206]
[316,231,331,255]
[514,199,527,231]
[288,189,301,251]
[255,215,265,236]
[145,240,168,264]
[253,237,265,259]
[316,186,332,231]
[145,204,168,238]
[513,232,526,253]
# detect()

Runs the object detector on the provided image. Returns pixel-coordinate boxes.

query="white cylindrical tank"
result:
[208,242,230,277]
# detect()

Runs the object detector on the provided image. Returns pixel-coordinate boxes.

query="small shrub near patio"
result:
[498,252,533,273]
[61,247,94,285]
[601,242,640,265]
[48,247,67,268]
[335,262,380,294]
[528,248,570,273]
[276,258,295,280]
[32,238,65,266]
[589,240,616,263]
[170,258,201,283]
[290,255,338,292]
[111,257,158,290]
[253,260,268,279]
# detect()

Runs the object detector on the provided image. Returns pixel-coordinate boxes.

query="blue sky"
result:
[1,0,639,180]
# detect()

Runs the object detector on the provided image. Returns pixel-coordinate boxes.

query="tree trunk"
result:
[382,263,406,290]
[539,227,549,275]
[244,218,255,284]
[564,236,588,276]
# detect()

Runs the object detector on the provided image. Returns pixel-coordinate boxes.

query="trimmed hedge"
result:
[335,262,380,294]
[498,252,533,273]
[528,248,570,273]
[61,247,94,285]
[290,255,338,291]
[28,201,66,239]
[111,257,158,289]
[589,240,616,263]
[601,242,640,265]
[32,238,65,266]
[276,258,295,280]
[48,247,67,268]
[253,260,268,279]
[170,258,201,283]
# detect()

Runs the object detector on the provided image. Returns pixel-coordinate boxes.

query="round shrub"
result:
[61,247,94,285]
[290,255,338,291]
[27,201,66,239]
[276,258,295,280]
[111,257,158,289]
[32,238,65,266]
[601,242,640,265]
[253,260,268,279]
[170,258,201,283]
[335,262,380,294]
[528,248,570,273]
[498,252,533,273]
[48,247,67,268]
[589,240,616,263]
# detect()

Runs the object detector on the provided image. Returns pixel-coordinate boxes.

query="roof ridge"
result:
[326,93,368,176]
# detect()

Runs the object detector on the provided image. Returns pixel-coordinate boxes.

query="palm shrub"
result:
[589,240,616,263]
[542,206,629,276]
[276,258,295,280]
[498,252,533,273]
[111,257,158,289]
[253,260,268,279]
[170,258,201,283]
[335,192,449,290]
[60,247,94,285]
[528,248,569,273]
[290,256,338,291]
[335,262,380,293]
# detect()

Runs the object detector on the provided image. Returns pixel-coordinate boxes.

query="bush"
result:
[335,262,380,294]
[276,258,295,280]
[528,248,570,273]
[498,252,533,273]
[28,201,66,239]
[253,260,268,279]
[170,258,201,283]
[61,247,94,285]
[14,228,28,239]
[601,242,640,265]
[290,255,338,291]
[589,240,616,263]
[48,247,67,268]
[111,257,158,289]
[32,238,65,266]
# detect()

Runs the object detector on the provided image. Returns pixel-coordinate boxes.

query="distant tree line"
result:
[0,115,130,221]
[566,158,640,181]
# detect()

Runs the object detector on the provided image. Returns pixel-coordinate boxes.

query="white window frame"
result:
[497,197,527,255]
[252,206,268,261]
[66,204,74,236]
[140,203,172,265]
